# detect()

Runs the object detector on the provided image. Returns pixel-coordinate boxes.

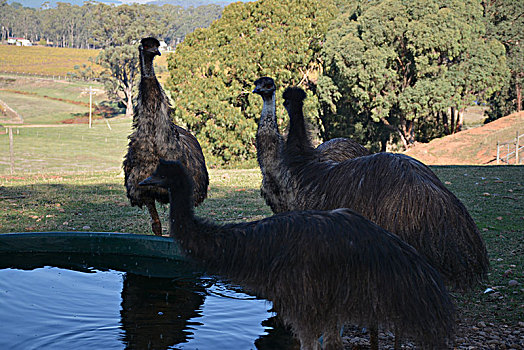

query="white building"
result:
[7,37,32,46]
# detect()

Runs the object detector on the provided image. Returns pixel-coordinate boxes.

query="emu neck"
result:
[167,186,196,239]
[167,184,226,267]
[286,102,315,155]
[258,93,278,132]
[140,51,156,78]
[134,58,171,139]
[256,92,295,213]
[256,92,284,166]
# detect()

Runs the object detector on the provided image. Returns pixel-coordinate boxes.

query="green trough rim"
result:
[0,231,186,259]
[0,232,195,278]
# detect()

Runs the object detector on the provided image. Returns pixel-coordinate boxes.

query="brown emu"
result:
[123,37,209,236]
[139,159,455,350]
[282,86,489,291]
[253,77,368,213]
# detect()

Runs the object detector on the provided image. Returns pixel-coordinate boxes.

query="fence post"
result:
[516,131,520,164]
[497,141,500,164]
[8,127,14,174]
[89,85,92,129]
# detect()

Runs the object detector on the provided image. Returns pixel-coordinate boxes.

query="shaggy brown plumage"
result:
[282,86,489,290]
[123,37,208,236]
[253,77,368,214]
[139,159,455,350]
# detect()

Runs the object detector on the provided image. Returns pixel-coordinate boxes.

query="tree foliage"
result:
[0,1,221,48]
[483,0,524,120]
[167,0,337,166]
[318,0,508,152]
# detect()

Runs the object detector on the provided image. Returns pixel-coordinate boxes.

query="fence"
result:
[497,131,523,164]
[0,98,23,123]
[0,70,100,82]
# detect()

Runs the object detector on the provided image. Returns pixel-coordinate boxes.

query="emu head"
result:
[139,159,190,191]
[139,37,161,58]
[282,86,307,111]
[253,77,276,98]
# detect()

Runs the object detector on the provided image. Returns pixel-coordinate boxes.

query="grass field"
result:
[0,165,522,329]
[0,74,110,124]
[0,118,131,174]
[0,44,170,82]
[0,45,102,77]
[0,55,522,345]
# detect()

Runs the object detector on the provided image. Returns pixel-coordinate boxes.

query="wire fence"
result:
[496,131,523,165]
[0,70,100,82]
[0,121,130,175]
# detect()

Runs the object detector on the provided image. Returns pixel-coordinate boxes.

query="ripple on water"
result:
[0,267,282,350]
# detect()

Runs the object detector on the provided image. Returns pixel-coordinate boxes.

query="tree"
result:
[483,0,524,119]
[318,0,508,152]
[95,45,139,117]
[167,0,338,165]
[89,3,164,117]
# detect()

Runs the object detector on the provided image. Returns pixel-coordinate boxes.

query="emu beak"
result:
[155,49,161,57]
[252,87,260,94]
[139,176,160,186]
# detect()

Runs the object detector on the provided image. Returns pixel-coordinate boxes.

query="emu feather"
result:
[140,159,455,350]
[123,37,208,235]
[282,86,489,290]
[253,77,369,214]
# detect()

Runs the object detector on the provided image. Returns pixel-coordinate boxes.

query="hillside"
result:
[0,45,102,77]
[405,112,524,165]
[0,44,170,83]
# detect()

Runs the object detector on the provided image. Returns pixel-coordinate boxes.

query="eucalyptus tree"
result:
[167,0,338,165]
[90,3,164,117]
[484,0,523,120]
[318,0,508,151]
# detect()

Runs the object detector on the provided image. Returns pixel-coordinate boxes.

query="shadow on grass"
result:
[0,165,522,326]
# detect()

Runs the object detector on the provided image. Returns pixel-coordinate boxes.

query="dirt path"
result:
[405,112,524,165]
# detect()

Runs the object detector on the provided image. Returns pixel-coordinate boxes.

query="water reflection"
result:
[0,253,297,349]
[120,274,206,349]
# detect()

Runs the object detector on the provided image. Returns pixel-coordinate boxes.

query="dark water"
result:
[0,266,295,350]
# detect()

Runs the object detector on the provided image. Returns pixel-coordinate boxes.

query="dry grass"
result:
[0,44,170,83]
[0,44,102,77]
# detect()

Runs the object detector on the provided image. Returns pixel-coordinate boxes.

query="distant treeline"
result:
[0,0,222,48]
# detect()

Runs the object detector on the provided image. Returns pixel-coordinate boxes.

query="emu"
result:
[123,37,209,235]
[253,77,369,213]
[282,86,489,291]
[139,159,455,350]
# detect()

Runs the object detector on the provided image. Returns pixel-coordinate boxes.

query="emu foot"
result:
[369,327,378,350]
[151,220,162,236]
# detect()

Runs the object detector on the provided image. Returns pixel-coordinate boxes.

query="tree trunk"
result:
[455,109,464,133]
[443,110,450,135]
[125,89,134,117]
[517,81,522,112]
[450,107,456,134]
[399,118,415,146]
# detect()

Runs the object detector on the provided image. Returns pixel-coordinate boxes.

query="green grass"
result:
[0,165,522,327]
[0,74,108,125]
[0,75,106,104]
[0,90,90,124]
[0,168,271,234]
[0,118,131,174]
[463,105,489,129]
[431,166,523,325]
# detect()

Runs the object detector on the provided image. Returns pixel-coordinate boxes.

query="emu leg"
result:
[369,326,379,350]
[297,332,322,350]
[321,325,344,350]
[146,201,162,236]
[393,325,401,350]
